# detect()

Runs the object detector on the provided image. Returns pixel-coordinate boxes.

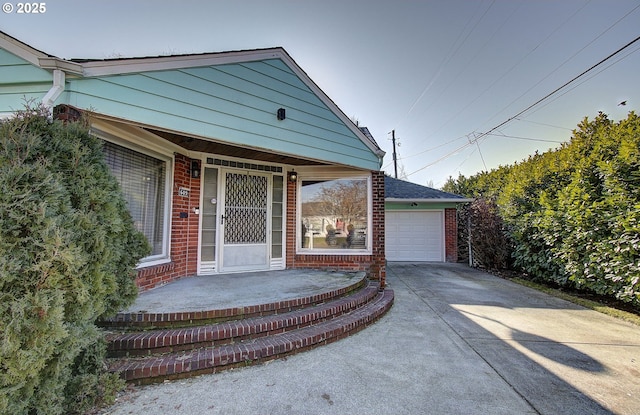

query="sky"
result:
[2,0,639,188]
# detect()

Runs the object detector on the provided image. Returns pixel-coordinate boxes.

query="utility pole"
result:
[392,129,398,179]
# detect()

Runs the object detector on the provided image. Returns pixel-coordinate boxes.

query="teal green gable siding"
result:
[66,59,379,170]
[0,44,380,170]
[0,49,53,113]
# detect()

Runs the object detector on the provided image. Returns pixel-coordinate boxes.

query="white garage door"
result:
[386,210,444,261]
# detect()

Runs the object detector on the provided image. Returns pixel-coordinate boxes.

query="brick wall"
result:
[136,164,390,290]
[444,207,458,263]
[136,154,201,291]
[286,170,386,288]
[370,171,386,287]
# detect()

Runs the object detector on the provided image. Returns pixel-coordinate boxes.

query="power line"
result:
[393,0,495,130]
[480,2,640,129]
[527,43,640,117]
[475,140,487,171]
[513,118,573,131]
[397,135,467,160]
[401,0,514,133]
[395,1,588,151]
[474,33,640,142]
[405,33,640,178]
[484,132,566,143]
[439,1,590,135]
[406,141,474,176]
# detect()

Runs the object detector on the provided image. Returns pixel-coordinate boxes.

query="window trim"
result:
[296,174,372,255]
[93,129,174,267]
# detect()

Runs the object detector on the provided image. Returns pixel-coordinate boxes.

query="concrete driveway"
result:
[103,263,640,415]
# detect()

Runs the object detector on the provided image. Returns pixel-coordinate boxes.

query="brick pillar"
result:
[170,154,201,277]
[370,171,386,288]
[444,208,458,263]
[285,172,297,268]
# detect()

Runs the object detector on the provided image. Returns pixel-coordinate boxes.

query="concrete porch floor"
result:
[122,269,366,314]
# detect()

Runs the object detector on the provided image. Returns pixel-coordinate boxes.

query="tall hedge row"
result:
[0,107,150,414]
[444,111,640,307]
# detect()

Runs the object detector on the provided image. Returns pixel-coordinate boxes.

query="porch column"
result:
[285,172,297,268]
[370,170,386,288]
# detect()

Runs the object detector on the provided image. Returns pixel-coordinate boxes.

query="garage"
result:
[386,210,444,261]
[384,176,471,263]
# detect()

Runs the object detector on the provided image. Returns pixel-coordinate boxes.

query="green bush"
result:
[444,111,640,307]
[0,106,150,414]
[461,198,512,270]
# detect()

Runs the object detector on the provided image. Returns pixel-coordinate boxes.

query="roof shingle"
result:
[384,176,469,201]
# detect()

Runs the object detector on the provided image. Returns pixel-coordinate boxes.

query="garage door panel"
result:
[386,211,444,262]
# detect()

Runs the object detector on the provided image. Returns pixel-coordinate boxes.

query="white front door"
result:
[220,170,270,272]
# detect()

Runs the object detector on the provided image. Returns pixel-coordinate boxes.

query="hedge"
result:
[444,111,640,307]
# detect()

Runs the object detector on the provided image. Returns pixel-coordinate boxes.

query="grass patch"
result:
[510,277,640,326]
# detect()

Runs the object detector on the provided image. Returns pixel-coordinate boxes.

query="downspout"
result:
[42,69,65,108]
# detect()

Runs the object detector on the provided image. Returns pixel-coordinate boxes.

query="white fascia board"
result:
[38,57,83,76]
[0,33,82,76]
[90,116,191,157]
[277,51,386,161]
[385,198,473,203]
[0,31,48,66]
[79,48,287,77]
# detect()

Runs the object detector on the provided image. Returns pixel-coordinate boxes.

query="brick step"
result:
[99,273,367,330]
[106,282,381,357]
[108,288,394,385]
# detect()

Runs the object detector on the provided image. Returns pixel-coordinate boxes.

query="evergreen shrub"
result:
[0,106,150,414]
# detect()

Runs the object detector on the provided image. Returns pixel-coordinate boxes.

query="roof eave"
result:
[77,48,288,77]
[0,30,49,66]
[275,49,385,161]
[385,198,473,203]
[38,57,83,76]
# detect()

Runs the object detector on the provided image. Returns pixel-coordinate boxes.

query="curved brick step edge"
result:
[99,273,368,330]
[107,282,381,357]
[108,288,394,385]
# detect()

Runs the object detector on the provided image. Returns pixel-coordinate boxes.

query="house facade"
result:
[0,32,387,290]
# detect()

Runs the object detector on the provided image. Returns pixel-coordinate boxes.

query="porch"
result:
[101,270,394,384]
[121,269,365,314]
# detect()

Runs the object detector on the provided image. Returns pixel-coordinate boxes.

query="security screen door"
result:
[220,171,269,272]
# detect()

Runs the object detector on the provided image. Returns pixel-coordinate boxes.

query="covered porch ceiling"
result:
[71,105,329,168]
[144,127,327,167]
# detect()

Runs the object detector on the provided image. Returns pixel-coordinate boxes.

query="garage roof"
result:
[384,176,472,203]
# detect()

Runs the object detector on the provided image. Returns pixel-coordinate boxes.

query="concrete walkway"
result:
[102,263,640,415]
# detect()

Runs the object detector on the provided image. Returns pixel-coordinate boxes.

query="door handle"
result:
[220,214,225,225]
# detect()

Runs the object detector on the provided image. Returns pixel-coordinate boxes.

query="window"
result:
[300,177,369,252]
[103,141,169,261]
[271,175,284,258]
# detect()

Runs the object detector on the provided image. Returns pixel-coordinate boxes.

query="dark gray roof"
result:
[384,176,469,201]
[358,126,379,147]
